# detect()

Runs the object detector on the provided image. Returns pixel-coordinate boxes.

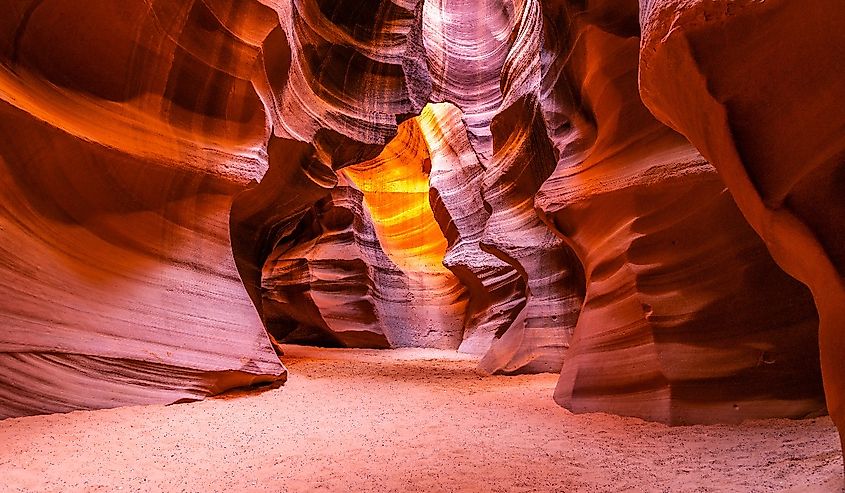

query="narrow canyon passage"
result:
[1,0,844,490]
[0,346,840,493]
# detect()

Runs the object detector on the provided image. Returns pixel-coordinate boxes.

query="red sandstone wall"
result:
[0,1,838,458]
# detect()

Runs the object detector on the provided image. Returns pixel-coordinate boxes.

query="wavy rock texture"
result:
[0,92,284,417]
[638,0,845,437]
[421,0,512,163]
[265,0,432,145]
[423,103,526,356]
[531,0,824,423]
[341,115,468,348]
[261,114,467,349]
[422,1,586,373]
[478,95,586,374]
[258,95,583,370]
[1,0,274,182]
[0,0,839,453]
[260,179,391,349]
[0,0,287,417]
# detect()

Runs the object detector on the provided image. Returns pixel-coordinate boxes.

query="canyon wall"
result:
[0,0,839,454]
[533,0,825,424]
[637,0,845,443]
[0,0,287,417]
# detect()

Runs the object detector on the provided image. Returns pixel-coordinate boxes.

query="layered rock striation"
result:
[638,0,845,438]
[0,0,839,459]
[531,0,824,424]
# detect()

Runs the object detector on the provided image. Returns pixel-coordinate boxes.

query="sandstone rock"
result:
[0,0,285,417]
[341,116,468,348]
[422,0,512,163]
[261,180,391,349]
[0,0,837,451]
[638,0,845,437]
[265,0,432,145]
[424,103,526,355]
[533,0,824,423]
[479,95,585,374]
[0,100,284,418]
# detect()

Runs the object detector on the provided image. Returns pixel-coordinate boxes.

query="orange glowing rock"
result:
[639,0,845,441]
[0,2,841,465]
[260,109,468,349]
[342,115,450,274]
[534,1,823,424]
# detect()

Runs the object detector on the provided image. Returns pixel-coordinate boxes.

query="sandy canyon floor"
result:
[0,346,842,492]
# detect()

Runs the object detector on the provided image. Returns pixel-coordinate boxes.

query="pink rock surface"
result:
[0,1,839,461]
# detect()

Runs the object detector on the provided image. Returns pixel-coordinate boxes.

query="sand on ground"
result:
[0,345,842,492]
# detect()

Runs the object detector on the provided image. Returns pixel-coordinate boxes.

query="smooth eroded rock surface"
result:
[0,0,839,457]
[638,0,845,436]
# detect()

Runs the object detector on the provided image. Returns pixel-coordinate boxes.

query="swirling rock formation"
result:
[478,96,586,374]
[424,103,527,356]
[638,0,845,438]
[341,115,468,348]
[422,0,512,163]
[0,0,839,460]
[0,0,286,417]
[260,179,391,349]
[532,0,824,424]
[261,113,468,349]
[0,85,283,417]
[265,0,432,145]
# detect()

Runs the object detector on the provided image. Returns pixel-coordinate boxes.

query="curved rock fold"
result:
[0,1,840,463]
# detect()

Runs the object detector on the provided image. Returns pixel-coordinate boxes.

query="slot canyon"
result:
[0,0,843,491]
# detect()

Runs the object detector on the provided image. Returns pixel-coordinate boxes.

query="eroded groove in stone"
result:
[260,181,391,349]
[638,0,845,437]
[0,0,839,452]
[423,103,527,356]
[0,97,284,419]
[479,94,586,375]
[263,110,468,349]
[534,0,824,423]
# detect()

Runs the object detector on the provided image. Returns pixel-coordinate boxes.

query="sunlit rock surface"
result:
[478,95,585,375]
[262,114,467,349]
[424,104,527,357]
[0,0,839,456]
[0,0,285,418]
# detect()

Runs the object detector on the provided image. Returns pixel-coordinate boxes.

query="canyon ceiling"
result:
[0,0,843,461]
